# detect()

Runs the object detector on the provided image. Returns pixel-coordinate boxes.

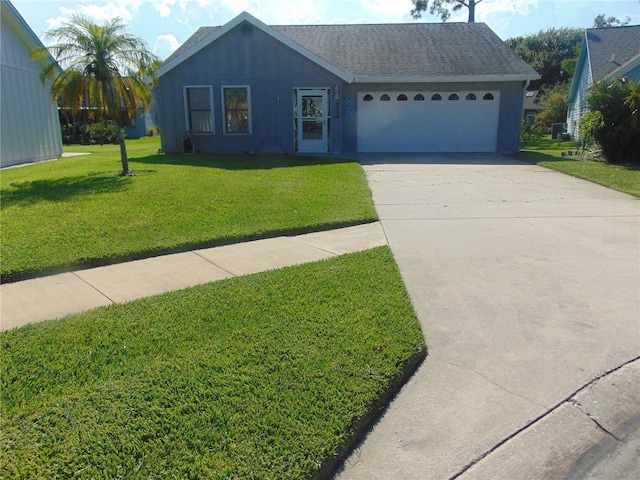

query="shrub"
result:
[579,110,603,149]
[79,121,121,145]
[520,116,541,147]
[533,88,569,135]
[586,78,640,164]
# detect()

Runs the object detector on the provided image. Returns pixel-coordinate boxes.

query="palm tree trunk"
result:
[117,125,129,176]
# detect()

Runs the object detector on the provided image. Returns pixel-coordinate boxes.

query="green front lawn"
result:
[1,137,377,280]
[1,247,426,479]
[516,137,640,197]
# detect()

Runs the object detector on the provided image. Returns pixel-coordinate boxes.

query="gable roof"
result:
[159,11,538,83]
[158,12,353,82]
[584,25,640,82]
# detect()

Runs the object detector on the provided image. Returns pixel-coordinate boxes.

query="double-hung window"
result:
[222,86,252,134]
[184,86,214,133]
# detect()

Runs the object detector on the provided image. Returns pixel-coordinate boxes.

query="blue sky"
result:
[11,0,640,60]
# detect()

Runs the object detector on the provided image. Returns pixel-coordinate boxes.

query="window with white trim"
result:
[184,86,214,133]
[222,86,252,134]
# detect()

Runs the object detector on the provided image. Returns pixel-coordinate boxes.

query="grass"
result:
[1,137,377,281]
[0,247,426,479]
[515,137,640,198]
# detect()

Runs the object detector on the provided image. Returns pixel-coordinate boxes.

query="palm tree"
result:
[34,16,158,175]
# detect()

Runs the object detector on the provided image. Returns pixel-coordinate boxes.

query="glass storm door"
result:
[297,90,328,153]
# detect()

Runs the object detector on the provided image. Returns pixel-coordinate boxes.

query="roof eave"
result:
[157,11,354,83]
[605,53,640,80]
[352,74,541,84]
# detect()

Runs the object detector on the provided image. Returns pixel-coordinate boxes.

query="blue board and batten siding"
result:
[1,0,62,168]
[158,24,344,154]
[158,18,531,154]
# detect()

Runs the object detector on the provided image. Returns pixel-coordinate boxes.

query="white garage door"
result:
[357,91,500,152]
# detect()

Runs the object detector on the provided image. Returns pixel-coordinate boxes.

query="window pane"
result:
[302,119,323,140]
[191,111,212,132]
[186,87,212,133]
[226,111,249,133]
[302,96,323,117]
[224,87,248,110]
[224,87,250,133]
[188,88,211,109]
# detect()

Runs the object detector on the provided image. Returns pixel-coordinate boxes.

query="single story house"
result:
[1,0,63,167]
[567,25,640,139]
[156,12,539,155]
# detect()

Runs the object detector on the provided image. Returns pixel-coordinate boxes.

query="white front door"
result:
[297,90,328,153]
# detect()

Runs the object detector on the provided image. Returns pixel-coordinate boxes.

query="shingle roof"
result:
[161,13,538,81]
[586,25,640,82]
[273,23,536,79]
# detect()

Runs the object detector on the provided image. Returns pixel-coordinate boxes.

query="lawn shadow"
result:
[2,174,132,208]
[130,152,357,170]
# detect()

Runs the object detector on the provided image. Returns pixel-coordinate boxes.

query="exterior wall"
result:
[567,61,639,140]
[627,64,640,80]
[158,22,342,154]
[124,101,159,139]
[341,80,526,153]
[0,2,63,168]
[567,57,592,138]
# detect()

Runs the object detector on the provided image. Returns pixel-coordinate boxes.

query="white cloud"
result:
[154,33,182,57]
[45,1,145,26]
[478,0,539,21]
[78,3,134,22]
[359,0,414,21]
[152,0,178,18]
[267,0,324,24]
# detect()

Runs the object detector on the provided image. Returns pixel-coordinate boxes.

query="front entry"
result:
[297,90,328,153]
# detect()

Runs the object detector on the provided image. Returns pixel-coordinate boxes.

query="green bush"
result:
[586,78,640,164]
[579,110,603,149]
[533,88,568,135]
[79,121,121,145]
[520,116,541,147]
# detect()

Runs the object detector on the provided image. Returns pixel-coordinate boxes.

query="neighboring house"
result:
[124,100,159,139]
[523,90,542,126]
[567,25,640,139]
[0,0,62,167]
[156,12,539,155]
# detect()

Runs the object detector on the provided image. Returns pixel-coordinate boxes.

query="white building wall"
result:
[1,0,62,168]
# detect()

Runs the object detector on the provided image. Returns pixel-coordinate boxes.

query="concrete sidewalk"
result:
[336,153,640,479]
[0,222,387,331]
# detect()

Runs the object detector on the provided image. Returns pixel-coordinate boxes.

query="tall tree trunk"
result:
[468,0,475,22]
[117,125,129,176]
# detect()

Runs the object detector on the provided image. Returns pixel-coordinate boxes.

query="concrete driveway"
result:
[336,153,640,479]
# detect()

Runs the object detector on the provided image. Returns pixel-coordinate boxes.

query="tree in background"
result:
[586,78,640,164]
[34,16,158,176]
[505,28,582,89]
[410,0,483,22]
[532,85,569,135]
[593,14,631,28]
